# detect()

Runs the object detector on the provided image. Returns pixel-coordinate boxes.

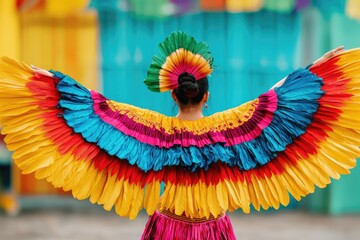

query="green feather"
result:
[144,31,214,92]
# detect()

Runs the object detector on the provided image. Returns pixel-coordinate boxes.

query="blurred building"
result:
[0,0,360,214]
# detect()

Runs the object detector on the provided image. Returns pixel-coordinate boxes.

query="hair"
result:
[173,72,209,107]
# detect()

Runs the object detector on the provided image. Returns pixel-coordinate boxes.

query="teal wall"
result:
[98,10,300,116]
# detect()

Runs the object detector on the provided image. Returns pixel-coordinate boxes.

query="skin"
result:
[271,46,345,89]
[171,91,209,121]
[313,46,345,66]
[31,65,53,77]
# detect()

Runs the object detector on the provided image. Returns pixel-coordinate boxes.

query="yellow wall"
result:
[20,11,99,90]
[1,0,99,195]
[0,0,20,58]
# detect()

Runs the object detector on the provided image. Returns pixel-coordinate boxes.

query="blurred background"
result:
[1,0,360,239]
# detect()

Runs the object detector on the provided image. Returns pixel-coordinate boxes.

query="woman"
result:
[141,72,237,239]
[0,32,359,239]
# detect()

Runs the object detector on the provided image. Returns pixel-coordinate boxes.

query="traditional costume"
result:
[0,32,360,239]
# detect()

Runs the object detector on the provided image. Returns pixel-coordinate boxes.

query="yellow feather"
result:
[0,89,33,97]
[319,146,355,171]
[281,171,302,201]
[45,166,67,187]
[292,164,315,194]
[207,184,221,217]
[216,182,228,210]
[247,179,260,211]
[186,185,195,217]
[20,155,55,174]
[228,204,235,213]
[317,152,342,180]
[75,163,100,200]
[144,180,160,215]
[116,180,133,216]
[327,128,360,147]
[6,133,47,152]
[67,160,89,195]
[0,98,35,106]
[72,161,92,198]
[174,184,185,215]
[0,75,29,84]
[263,177,280,209]
[89,170,107,204]
[161,182,175,210]
[13,142,57,160]
[129,184,144,220]
[237,181,250,213]
[4,130,44,147]
[1,118,43,134]
[301,158,330,188]
[0,56,34,74]
[35,166,53,180]
[1,111,40,126]
[0,104,38,116]
[62,162,82,191]
[270,175,289,206]
[223,179,241,210]
[251,175,270,210]
[13,147,56,172]
[193,183,201,216]
[11,139,51,158]
[200,182,210,219]
[98,173,118,207]
[45,154,74,186]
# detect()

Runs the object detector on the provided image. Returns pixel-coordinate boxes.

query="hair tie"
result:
[178,72,196,85]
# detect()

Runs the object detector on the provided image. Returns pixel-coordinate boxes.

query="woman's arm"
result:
[312,46,345,67]
[271,46,345,89]
[270,77,286,89]
[31,65,54,77]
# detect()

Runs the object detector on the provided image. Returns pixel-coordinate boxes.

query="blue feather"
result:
[53,68,324,172]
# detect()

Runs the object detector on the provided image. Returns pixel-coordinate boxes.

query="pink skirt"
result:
[141,210,236,240]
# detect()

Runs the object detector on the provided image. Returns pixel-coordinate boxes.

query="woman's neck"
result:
[176,106,203,121]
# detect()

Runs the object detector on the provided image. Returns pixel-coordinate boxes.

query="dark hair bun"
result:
[177,72,199,98]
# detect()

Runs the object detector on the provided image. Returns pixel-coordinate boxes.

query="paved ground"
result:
[0,197,359,240]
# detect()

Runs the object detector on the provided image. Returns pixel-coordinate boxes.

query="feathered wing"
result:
[1,50,360,220]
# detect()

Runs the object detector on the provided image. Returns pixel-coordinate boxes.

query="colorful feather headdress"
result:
[144,31,214,92]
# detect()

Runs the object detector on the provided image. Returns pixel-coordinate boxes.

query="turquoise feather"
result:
[53,68,323,172]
